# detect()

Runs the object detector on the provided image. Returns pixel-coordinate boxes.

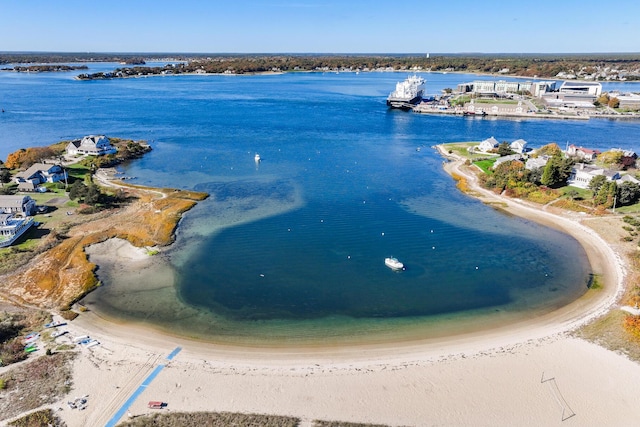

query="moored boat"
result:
[385,257,405,270]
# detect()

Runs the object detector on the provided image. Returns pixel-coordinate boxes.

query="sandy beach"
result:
[45,152,640,427]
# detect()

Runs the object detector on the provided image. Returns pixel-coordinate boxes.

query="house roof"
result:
[0,195,34,208]
[15,163,58,179]
[618,174,640,184]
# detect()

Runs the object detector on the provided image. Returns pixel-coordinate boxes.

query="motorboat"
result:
[385,257,405,270]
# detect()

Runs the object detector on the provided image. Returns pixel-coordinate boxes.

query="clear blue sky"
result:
[2,0,639,54]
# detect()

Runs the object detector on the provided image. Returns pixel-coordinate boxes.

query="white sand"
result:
[52,155,640,427]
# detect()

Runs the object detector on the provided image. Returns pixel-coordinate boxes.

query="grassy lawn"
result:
[474,98,519,104]
[614,202,640,214]
[559,185,593,200]
[473,159,496,173]
[440,142,492,161]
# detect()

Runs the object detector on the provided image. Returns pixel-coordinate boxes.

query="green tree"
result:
[618,182,640,206]
[527,167,543,185]
[541,154,574,188]
[497,142,514,156]
[588,174,607,194]
[68,180,87,201]
[84,183,101,205]
[0,168,10,187]
[594,181,617,208]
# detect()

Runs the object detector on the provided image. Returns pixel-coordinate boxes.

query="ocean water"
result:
[2,66,640,344]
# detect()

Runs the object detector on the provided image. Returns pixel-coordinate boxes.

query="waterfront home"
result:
[510,139,528,154]
[525,156,549,171]
[66,135,117,156]
[0,195,37,216]
[477,137,500,153]
[14,163,67,185]
[567,163,620,189]
[0,213,34,248]
[566,145,601,161]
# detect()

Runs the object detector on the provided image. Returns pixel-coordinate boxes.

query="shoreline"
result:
[46,145,640,426]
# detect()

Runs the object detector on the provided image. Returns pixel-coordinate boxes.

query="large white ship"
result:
[386,75,426,109]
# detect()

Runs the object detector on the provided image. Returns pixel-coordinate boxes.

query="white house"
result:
[525,156,549,170]
[567,163,620,189]
[477,137,500,153]
[66,135,117,156]
[0,213,34,248]
[14,163,67,185]
[510,139,528,154]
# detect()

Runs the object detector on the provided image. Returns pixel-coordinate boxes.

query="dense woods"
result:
[3,53,640,80]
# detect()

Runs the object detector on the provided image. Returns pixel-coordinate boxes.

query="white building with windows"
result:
[66,135,117,156]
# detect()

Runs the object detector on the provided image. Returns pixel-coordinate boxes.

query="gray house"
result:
[0,195,37,216]
[14,163,67,185]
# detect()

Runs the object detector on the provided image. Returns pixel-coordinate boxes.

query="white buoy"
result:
[381,232,385,236]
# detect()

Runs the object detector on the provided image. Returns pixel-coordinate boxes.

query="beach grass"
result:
[0,352,76,422]
[117,412,300,427]
[7,408,65,427]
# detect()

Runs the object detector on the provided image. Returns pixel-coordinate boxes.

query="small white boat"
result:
[51,330,67,338]
[86,339,100,348]
[385,257,405,270]
[44,320,66,328]
[255,153,261,162]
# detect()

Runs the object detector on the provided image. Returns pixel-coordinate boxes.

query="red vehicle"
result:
[148,401,165,409]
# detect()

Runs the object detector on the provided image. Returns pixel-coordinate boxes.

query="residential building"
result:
[525,156,549,171]
[14,163,67,185]
[66,135,117,156]
[567,163,620,189]
[0,213,34,248]
[477,137,500,152]
[510,139,528,154]
[566,145,601,161]
[0,195,37,216]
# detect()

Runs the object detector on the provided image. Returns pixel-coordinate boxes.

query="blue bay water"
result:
[2,66,639,344]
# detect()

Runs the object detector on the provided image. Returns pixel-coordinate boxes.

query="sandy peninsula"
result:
[10,150,640,427]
